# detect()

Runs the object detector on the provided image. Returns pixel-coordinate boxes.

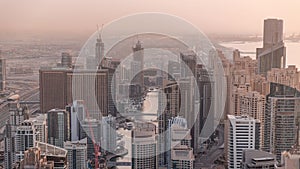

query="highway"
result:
[195,125,225,169]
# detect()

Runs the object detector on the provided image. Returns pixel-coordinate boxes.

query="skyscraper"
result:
[158,82,180,167]
[257,18,286,76]
[132,122,157,169]
[227,115,260,169]
[131,40,144,94]
[171,145,194,169]
[180,50,197,77]
[69,100,85,141]
[15,121,37,162]
[47,109,70,148]
[40,68,109,119]
[96,29,105,65]
[263,83,300,162]
[79,118,101,160]
[0,58,6,91]
[64,138,88,169]
[4,101,28,169]
[35,141,68,168]
[167,117,194,169]
[101,115,117,153]
[29,114,47,143]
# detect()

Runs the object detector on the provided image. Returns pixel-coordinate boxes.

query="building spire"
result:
[97,24,104,42]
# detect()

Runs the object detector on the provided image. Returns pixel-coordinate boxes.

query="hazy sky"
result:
[1,0,300,35]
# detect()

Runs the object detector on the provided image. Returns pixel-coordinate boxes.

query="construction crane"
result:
[83,100,101,169]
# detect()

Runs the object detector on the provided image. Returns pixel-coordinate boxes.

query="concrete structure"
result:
[263,83,300,162]
[158,82,180,167]
[60,52,72,68]
[36,141,68,169]
[280,145,300,169]
[180,50,197,77]
[39,68,108,119]
[4,101,28,169]
[132,122,157,169]
[241,149,276,169]
[257,19,286,76]
[29,114,47,143]
[227,115,260,169]
[130,40,144,96]
[19,147,55,169]
[0,58,6,91]
[238,91,266,148]
[101,115,117,153]
[15,121,37,162]
[47,109,70,148]
[78,118,101,160]
[64,138,87,169]
[171,145,194,169]
[267,65,300,90]
[167,117,193,169]
[69,100,85,141]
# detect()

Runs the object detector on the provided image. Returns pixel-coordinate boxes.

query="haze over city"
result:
[1,0,300,36]
[1,1,300,169]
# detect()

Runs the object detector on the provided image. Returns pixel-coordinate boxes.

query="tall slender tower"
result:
[96,25,104,66]
[263,83,300,162]
[227,115,260,169]
[131,40,144,93]
[257,18,286,76]
[15,121,37,162]
[4,101,28,169]
[132,122,157,169]
[47,109,70,148]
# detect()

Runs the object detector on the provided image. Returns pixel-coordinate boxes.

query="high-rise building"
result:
[79,118,101,160]
[158,82,180,167]
[96,30,104,65]
[29,114,47,143]
[227,115,260,169]
[239,91,265,148]
[171,145,194,169]
[131,40,144,94]
[4,101,28,169]
[47,109,70,148]
[40,68,108,119]
[35,141,68,169]
[196,64,213,153]
[167,117,194,169]
[132,122,157,169]
[69,100,85,141]
[101,58,120,115]
[60,52,72,68]
[180,50,197,77]
[15,121,37,162]
[101,115,117,153]
[241,149,277,169]
[267,65,300,90]
[257,19,286,76]
[263,83,300,162]
[64,138,88,169]
[18,147,55,169]
[281,145,300,169]
[168,60,181,80]
[0,58,6,91]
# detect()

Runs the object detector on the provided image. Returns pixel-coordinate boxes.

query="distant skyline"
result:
[1,0,300,36]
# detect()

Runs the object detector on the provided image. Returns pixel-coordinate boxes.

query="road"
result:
[195,125,225,168]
